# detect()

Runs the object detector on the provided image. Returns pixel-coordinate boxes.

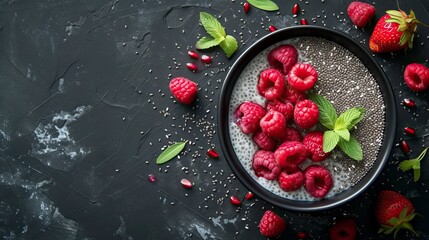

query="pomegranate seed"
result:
[404,127,416,135]
[268,25,277,32]
[230,196,241,206]
[402,98,416,107]
[243,2,250,13]
[401,140,410,153]
[207,149,219,159]
[244,191,254,200]
[180,178,193,189]
[292,3,299,17]
[187,50,199,59]
[296,231,308,239]
[300,18,308,25]
[201,55,212,64]
[186,62,198,72]
[148,174,156,182]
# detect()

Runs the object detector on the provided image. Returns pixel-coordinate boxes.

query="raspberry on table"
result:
[260,110,287,139]
[267,44,298,75]
[253,130,277,151]
[274,141,308,167]
[294,99,319,129]
[403,63,429,92]
[169,77,198,105]
[347,1,375,28]
[304,165,333,198]
[278,170,304,192]
[257,68,286,100]
[258,210,286,237]
[302,131,330,162]
[287,63,318,92]
[281,84,307,104]
[234,102,266,134]
[252,150,282,180]
[266,99,294,121]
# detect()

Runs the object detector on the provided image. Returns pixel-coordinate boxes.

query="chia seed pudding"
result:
[228,37,385,201]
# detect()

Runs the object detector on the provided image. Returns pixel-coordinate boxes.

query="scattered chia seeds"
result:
[228,37,386,201]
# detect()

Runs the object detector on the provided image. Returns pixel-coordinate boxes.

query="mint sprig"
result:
[247,0,279,11]
[399,146,428,182]
[196,12,238,58]
[308,93,366,161]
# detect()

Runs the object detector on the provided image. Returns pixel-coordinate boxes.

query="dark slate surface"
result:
[1,0,428,239]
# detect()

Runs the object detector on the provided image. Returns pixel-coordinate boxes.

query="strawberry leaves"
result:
[399,146,428,182]
[308,93,365,161]
[196,12,238,58]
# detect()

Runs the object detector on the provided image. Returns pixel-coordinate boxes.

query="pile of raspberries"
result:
[235,44,333,198]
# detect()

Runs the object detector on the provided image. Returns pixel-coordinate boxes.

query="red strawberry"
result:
[328,218,357,240]
[403,63,429,92]
[258,210,286,237]
[169,77,198,104]
[347,1,375,28]
[369,10,423,53]
[375,190,418,238]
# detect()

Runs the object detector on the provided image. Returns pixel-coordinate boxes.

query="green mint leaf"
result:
[156,141,187,165]
[323,130,339,153]
[196,36,223,49]
[337,136,363,161]
[347,107,366,130]
[219,35,238,58]
[247,0,279,11]
[413,162,421,182]
[399,159,417,171]
[308,93,337,130]
[399,147,428,182]
[335,128,350,141]
[200,12,226,41]
[335,108,364,130]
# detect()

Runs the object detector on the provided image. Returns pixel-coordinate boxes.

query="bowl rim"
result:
[218,25,397,211]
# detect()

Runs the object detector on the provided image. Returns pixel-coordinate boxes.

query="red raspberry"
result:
[304,165,333,198]
[267,44,298,75]
[329,218,357,240]
[253,130,277,151]
[169,77,198,104]
[266,99,294,121]
[258,210,286,237]
[287,63,318,92]
[347,1,375,28]
[278,126,302,142]
[302,131,330,162]
[252,150,282,180]
[281,84,307,104]
[235,102,266,134]
[403,63,429,92]
[260,111,287,139]
[278,170,304,191]
[274,141,307,167]
[257,68,286,100]
[282,162,299,174]
[294,100,319,129]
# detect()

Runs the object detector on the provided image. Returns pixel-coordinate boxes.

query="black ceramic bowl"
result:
[218,26,397,211]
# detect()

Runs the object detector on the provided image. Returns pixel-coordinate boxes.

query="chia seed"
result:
[228,37,386,201]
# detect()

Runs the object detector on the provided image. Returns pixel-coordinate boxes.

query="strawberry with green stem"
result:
[369,8,428,53]
[376,190,418,238]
